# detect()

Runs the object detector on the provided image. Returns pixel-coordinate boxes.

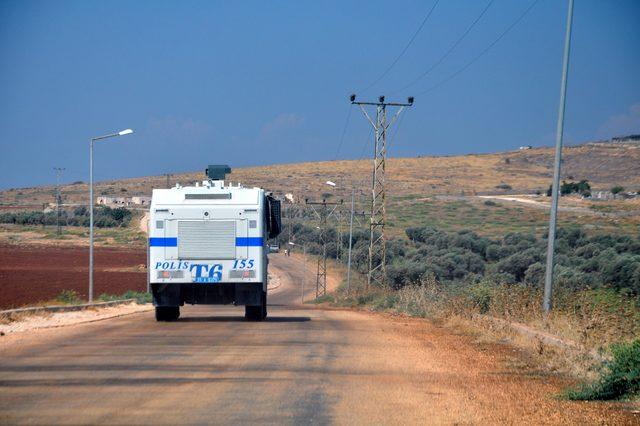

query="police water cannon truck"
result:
[148,165,281,321]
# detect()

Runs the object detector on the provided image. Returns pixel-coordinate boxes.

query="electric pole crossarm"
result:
[357,105,377,129]
[386,106,406,128]
[352,101,413,107]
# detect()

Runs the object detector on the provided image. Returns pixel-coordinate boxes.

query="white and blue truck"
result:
[148,165,281,321]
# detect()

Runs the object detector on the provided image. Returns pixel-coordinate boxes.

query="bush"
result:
[566,339,640,400]
[56,289,82,305]
[98,290,151,304]
[611,185,624,195]
[466,282,493,313]
[600,254,640,294]
[562,180,591,196]
[495,183,512,190]
[524,262,545,287]
[495,249,540,282]
[0,205,132,228]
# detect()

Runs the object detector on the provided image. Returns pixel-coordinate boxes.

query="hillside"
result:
[2,142,639,207]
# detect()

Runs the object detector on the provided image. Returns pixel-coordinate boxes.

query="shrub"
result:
[611,185,624,195]
[600,254,640,294]
[561,180,591,196]
[466,282,493,313]
[56,289,82,305]
[566,339,640,400]
[575,243,601,259]
[557,226,587,248]
[94,216,117,228]
[98,291,151,304]
[524,262,546,287]
[485,244,502,261]
[495,249,540,282]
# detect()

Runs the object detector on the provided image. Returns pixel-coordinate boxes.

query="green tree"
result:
[611,185,624,195]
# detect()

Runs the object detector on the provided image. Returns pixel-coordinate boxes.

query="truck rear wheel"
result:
[155,306,180,322]
[245,291,267,321]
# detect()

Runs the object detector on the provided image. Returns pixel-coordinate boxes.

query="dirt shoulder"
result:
[0,302,152,342]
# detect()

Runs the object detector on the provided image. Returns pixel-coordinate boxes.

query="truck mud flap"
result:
[235,283,262,306]
[151,283,263,306]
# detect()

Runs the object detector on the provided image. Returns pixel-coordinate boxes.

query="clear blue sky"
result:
[1,0,638,189]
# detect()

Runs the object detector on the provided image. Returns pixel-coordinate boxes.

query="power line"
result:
[395,0,495,93]
[360,0,440,93]
[417,0,541,96]
[386,109,408,155]
[358,128,374,161]
[332,105,353,161]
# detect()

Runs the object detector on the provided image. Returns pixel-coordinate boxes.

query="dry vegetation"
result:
[2,142,639,207]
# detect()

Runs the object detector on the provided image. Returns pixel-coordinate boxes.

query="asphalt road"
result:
[0,254,636,425]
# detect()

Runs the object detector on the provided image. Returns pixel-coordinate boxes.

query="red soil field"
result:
[0,244,146,309]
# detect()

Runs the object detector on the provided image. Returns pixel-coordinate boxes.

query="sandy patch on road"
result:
[0,303,152,338]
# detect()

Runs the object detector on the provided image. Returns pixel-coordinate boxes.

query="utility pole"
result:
[306,198,342,298]
[544,0,574,314]
[334,209,343,261]
[165,173,172,189]
[346,187,355,293]
[53,167,65,235]
[351,94,413,287]
[302,244,306,303]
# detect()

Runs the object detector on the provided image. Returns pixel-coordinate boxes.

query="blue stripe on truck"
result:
[236,237,264,247]
[149,237,177,247]
[150,237,263,247]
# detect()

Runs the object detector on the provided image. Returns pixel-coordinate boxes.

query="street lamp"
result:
[324,180,355,293]
[89,128,134,302]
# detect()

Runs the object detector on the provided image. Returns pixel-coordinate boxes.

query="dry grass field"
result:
[2,142,639,207]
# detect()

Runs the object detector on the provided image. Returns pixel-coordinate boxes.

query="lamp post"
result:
[324,180,355,293]
[89,128,134,302]
[544,0,574,314]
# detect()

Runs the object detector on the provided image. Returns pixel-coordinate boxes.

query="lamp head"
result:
[118,129,134,136]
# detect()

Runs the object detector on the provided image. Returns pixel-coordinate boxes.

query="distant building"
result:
[592,191,640,200]
[96,196,151,207]
[131,196,152,205]
[97,196,115,205]
[519,145,532,150]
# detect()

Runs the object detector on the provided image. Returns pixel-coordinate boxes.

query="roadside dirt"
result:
[0,302,152,336]
[0,244,146,309]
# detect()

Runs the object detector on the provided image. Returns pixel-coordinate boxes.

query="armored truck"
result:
[148,165,281,321]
